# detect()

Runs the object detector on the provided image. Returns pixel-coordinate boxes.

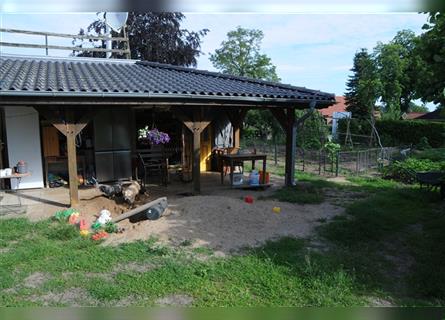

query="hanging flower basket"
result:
[138,127,170,145]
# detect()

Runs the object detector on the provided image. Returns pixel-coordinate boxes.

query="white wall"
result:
[4,107,44,189]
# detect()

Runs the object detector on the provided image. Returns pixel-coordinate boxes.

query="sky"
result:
[0,12,430,106]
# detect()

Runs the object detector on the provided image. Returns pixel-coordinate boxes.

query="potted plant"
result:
[138,127,170,145]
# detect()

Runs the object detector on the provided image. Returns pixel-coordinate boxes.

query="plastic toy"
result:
[97,209,112,225]
[272,207,281,214]
[244,195,254,204]
[91,221,102,231]
[79,219,88,231]
[104,222,118,234]
[80,230,90,237]
[54,208,78,221]
[92,231,108,241]
[68,212,79,225]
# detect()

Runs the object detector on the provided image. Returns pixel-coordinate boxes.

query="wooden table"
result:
[0,172,31,207]
[220,153,267,186]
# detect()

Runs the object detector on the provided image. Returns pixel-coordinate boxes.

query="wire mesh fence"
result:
[242,140,400,177]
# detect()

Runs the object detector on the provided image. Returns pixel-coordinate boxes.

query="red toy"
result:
[92,231,108,241]
[79,219,88,231]
[244,195,254,204]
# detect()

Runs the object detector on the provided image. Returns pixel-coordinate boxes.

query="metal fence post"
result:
[356,150,359,175]
[335,151,339,177]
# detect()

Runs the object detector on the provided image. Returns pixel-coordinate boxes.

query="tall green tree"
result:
[75,12,208,67]
[210,26,282,142]
[374,42,404,119]
[209,27,280,81]
[417,12,445,107]
[344,49,380,119]
[373,30,426,117]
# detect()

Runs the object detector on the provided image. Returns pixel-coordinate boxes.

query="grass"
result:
[0,173,444,306]
[0,219,366,306]
[317,184,445,304]
[268,185,324,204]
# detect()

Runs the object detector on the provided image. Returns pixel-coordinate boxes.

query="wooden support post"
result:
[233,125,241,150]
[65,113,79,207]
[285,107,296,187]
[36,107,96,207]
[192,126,201,193]
[173,107,212,194]
[270,107,296,186]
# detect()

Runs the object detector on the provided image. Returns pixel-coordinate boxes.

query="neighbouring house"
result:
[415,109,445,122]
[319,96,347,124]
[0,54,335,206]
[402,112,427,120]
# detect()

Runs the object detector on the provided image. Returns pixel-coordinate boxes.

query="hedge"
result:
[338,119,445,148]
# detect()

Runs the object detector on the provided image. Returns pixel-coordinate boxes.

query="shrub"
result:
[412,148,445,162]
[338,119,445,147]
[416,136,432,150]
[382,158,445,183]
[376,120,445,148]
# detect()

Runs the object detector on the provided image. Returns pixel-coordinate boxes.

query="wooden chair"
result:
[137,146,168,186]
[214,147,244,176]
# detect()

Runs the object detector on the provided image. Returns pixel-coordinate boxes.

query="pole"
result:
[104,13,112,59]
[284,108,296,186]
[45,35,48,56]
[66,111,79,207]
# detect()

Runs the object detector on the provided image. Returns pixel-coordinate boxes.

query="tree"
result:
[209,27,280,81]
[372,30,426,116]
[374,42,404,119]
[210,27,282,144]
[74,12,208,66]
[416,12,445,107]
[388,30,422,113]
[344,49,380,119]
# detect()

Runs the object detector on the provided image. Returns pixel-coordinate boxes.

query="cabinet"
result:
[94,109,132,182]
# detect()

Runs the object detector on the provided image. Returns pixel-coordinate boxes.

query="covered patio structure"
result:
[0,55,335,207]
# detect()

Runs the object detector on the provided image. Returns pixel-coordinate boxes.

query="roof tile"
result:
[0,56,335,104]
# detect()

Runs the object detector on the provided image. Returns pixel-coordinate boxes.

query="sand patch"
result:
[23,272,51,289]
[104,195,343,253]
[30,288,97,306]
[155,294,194,306]
[113,261,157,274]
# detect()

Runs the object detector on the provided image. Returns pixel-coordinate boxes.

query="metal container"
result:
[249,170,260,186]
[16,162,27,174]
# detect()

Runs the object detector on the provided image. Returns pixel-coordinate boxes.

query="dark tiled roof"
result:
[0,55,335,104]
[416,109,445,121]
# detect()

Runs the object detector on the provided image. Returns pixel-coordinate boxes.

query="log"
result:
[112,197,168,223]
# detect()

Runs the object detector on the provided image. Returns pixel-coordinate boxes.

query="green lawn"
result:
[0,175,444,306]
